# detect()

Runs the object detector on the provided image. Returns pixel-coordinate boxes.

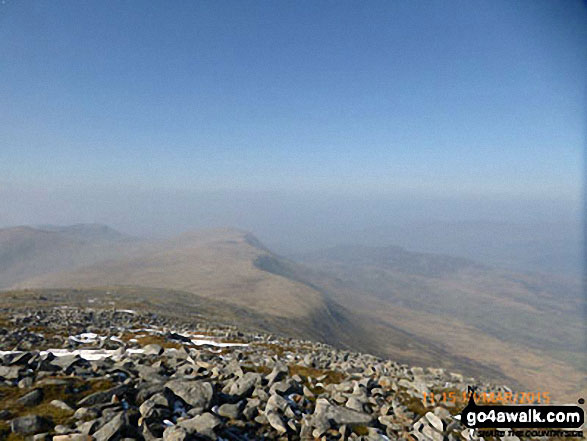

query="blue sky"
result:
[1,0,585,201]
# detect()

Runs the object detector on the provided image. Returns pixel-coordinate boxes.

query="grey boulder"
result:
[165,380,213,413]
[11,415,53,435]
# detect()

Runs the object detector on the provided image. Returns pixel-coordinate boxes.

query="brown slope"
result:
[13,229,378,353]
[17,228,326,319]
[294,245,587,401]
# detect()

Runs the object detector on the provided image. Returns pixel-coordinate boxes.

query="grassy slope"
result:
[9,230,374,352]
[294,246,586,401]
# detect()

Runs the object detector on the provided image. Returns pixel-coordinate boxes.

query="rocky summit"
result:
[1,307,511,441]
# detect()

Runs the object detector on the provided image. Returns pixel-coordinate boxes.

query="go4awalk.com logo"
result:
[455,387,585,438]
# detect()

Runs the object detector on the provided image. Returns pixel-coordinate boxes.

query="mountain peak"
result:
[35,223,126,240]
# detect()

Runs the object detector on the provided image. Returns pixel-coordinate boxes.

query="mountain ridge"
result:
[0,224,584,400]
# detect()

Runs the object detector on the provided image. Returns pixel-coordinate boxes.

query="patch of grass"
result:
[403,396,428,417]
[284,364,345,399]
[394,387,428,417]
[242,365,271,375]
[254,343,288,357]
[0,315,11,328]
[0,377,115,428]
[288,365,345,385]
[26,325,50,334]
[427,387,464,416]
[217,338,248,344]
[121,333,182,350]
[352,425,370,436]
[30,402,72,426]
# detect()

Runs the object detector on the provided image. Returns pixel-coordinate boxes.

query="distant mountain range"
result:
[0,224,141,288]
[0,224,584,400]
[350,220,583,277]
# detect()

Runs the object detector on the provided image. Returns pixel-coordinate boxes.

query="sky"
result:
[0,0,586,241]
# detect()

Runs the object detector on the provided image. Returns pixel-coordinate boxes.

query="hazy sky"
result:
[1,0,585,236]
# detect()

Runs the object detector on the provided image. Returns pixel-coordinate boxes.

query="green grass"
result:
[0,377,115,435]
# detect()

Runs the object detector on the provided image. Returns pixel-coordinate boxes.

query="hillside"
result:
[17,228,323,319]
[1,225,584,401]
[6,228,370,351]
[295,245,586,400]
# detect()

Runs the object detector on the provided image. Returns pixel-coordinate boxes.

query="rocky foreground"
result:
[0,307,511,441]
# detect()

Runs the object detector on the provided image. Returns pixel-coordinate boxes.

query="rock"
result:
[78,385,129,407]
[135,383,165,404]
[167,332,192,344]
[364,427,389,440]
[269,379,295,396]
[53,432,91,441]
[0,365,22,380]
[165,380,214,413]
[74,407,101,421]
[18,377,34,388]
[423,412,444,432]
[37,378,70,387]
[18,388,44,406]
[217,401,243,419]
[223,359,243,377]
[92,413,124,441]
[77,420,100,436]
[242,400,258,420]
[251,385,269,402]
[228,372,259,398]
[433,406,452,421]
[162,425,188,441]
[412,412,444,441]
[139,392,172,419]
[346,396,367,413]
[11,415,54,435]
[450,373,464,382]
[266,412,287,433]
[0,303,514,441]
[266,394,288,413]
[50,354,84,372]
[254,414,268,426]
[50,399,74,412]
[54,425,70,434]
[310,398,372,436]
[179,412,221,437]
[142,344,164,356]
[136,364,166,382]
[9,351,33,366]
[302,385,315,398]
[266,363,288,384]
